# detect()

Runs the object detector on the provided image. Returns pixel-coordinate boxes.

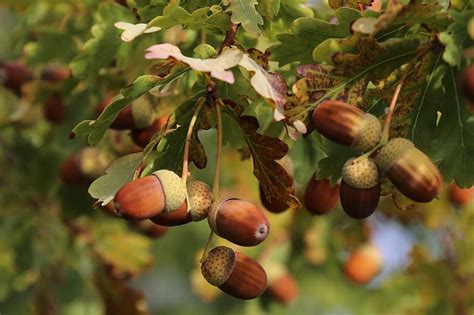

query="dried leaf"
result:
[145,44,242,83]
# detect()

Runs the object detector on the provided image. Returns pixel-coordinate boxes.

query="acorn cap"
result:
[131,99,155,130]
[341,157,379,189]
[375,138,414,173]
[201,246,236,286]
[187,180,213,221]
[351,113,382,153]
[153,170,186,212]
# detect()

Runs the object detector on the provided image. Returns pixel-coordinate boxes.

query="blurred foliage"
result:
[0,0,474,315]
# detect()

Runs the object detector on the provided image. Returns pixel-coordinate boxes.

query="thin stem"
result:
[381,64,414,144]
[200,98,224,263]
[181,98,205,184]
[218,23,239,54]
[212,100,223,198]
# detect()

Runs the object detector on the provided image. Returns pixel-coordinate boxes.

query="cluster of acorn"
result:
[309,100,442,219]
[0,60,70,124]
[85,98,270,300]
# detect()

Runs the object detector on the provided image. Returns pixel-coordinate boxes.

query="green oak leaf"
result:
[270,8,361,66]
[149,0,230,34]
[72,66,189,145]
[69,3,133,79]
[152,92,210,173]
[281,37,419,133]
[430,65,474,188]
[317,141,356,185]
[439,10,474,66]
[88,152,143,206]
[225,0,264,36]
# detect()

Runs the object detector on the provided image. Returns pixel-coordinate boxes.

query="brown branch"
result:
[218,23,239,54]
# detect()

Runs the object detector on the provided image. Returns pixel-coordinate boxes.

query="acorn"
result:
[374,138,442,203]
[461,65,474,103]
[304,175,340,215]
[41,65,71,84]
[152,180,213,225]
[340,157,380,219]
[208,199,269,247]
[448,183,474,207]
[131,116,167,148]
[0,61,33,96]
[59,148,110,185]
[312,100,382,152]
[114,170,186,220]
[344,244,383,284]
[131,220,168,239]
[266,273,299,305]
[201,246,267,300]
[96,97,155,130]
[43,94,65,123]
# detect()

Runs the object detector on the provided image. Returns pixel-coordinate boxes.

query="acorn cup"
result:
[131,116,168,148]
[201,246,267,300]
[96,97,155,130]
[304,175,340,215]
[152,180,213,226]
[374,138,442,203]
[114,170,186,220]
[344,244,383,284]
[312,100,382,153]
[208,199,269,247]
[340,157,380,219]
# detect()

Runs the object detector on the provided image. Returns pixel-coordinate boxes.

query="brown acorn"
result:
[151,202,191,226]
[114,170,186,220]
[59,148,110,185]
[208,199,269,247]
[312,100,382,152]
[461,65,474,103]
[448,183,474,207]
[41,66,71,83]
[304,175,340,215]
[266,273,299,305]
[374,138,442,203]
[201,246,267,300]
[0,61,33,96]
[344,244,383,284]
[340,157,380,219]
[131,116,168,148]
[131,220,168,239]
[96,97,155,130]
[43,94,65,123]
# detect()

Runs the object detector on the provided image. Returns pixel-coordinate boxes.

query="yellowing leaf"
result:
[114,22,161,42]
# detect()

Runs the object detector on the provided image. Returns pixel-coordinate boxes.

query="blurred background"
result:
[1,1,474,315]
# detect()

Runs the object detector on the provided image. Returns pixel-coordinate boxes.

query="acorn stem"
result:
[200,97,224,263]
[381,69,410,144]
[213,99,223,198]
[181,97,206,210]
[200,230,215,263]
